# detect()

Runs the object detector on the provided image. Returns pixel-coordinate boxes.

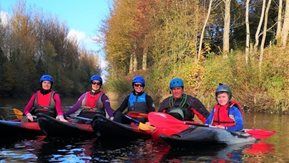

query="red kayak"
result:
[0,119,42,137]
[148,112,275,141]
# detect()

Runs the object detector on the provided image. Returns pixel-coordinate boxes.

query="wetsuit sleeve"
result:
[189,97,209,123]
[23,93,37,115]
[64,93,86,116]
[53,93,64,115]
[226,106,244,132]
[114,95,129,115]
[102,94,114,117]
[146,95,155,112]
[205,109,214,125]
[158,98,169,112]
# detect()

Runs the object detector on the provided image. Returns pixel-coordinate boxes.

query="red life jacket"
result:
[33,90,56,116]
[212,100,243,127]
[82,91,104,109]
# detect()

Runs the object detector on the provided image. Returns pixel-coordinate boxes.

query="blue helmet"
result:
[169,77,184,89]
[39,74,54,83]
[132,75,145,86]
[215,83,232,99]
[90,75,103,85]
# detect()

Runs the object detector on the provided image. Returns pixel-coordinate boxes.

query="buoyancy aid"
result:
[32,90,56,117]
[212,100,243,127]
[167,94,192,121]
[80,91,105,116]
[128,92,148,113]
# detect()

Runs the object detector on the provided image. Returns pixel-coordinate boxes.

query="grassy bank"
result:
[107,47,289,115]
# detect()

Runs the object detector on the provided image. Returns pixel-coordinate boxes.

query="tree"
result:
[254,0,266,51]
[245,0,250,64]
[198,0,214,62]
[259,0,272,72]
[223,0,231,55]
[276,0,283,44]
[281,0,289,47]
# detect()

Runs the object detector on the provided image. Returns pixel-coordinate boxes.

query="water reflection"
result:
[161,141,274,162]
[0,111,287,162]
[0,135,278,162]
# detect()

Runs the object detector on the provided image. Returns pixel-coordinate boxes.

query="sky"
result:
[0,0,113,74]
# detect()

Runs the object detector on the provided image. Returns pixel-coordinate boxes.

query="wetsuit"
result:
[205,102,244,132]
[24,90,64,117]
[113,91,155,123]
[158,94,209,123]
[64,91,114,119]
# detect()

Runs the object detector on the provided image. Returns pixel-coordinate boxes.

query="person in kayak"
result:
[205,83,244,132]
[64,75,114,120]
[23,74,67,122]
[158,77,209,122]
[113,75,155,123]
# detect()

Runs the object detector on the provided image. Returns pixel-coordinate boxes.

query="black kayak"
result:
[0,120,42,137]
[160,125,256,147]
[92,114,151,140]
[37,114,95,137]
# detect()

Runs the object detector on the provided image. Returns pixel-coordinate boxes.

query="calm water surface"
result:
[0,103,288,162]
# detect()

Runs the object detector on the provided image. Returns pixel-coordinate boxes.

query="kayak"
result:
[160,125,256,147]
[0,120,42,137]
[92,114,151,140]
[37,114,95,137]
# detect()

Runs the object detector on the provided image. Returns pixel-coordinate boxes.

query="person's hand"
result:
[145,122,151,125]
[56,115,68,122]
[213,125,225,129]
[26,113,34,122]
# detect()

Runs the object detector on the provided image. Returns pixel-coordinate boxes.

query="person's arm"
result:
[113,95,129,115]
[190,97,209,123]
[101,94,114,117]
[23,93,37,115]
[53,93,68,122]
[53,93,64,115]
[158,98,169,112]
[64,93,86,116]
[226,107,244,132]
[146,95,155,112]
[205,109,214,125]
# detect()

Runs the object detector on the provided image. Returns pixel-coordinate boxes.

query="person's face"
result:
[133,83,144,93]
[217,92,229,105]
[42,81,52,90]
[91,80,101,91]
[171,87,184,99]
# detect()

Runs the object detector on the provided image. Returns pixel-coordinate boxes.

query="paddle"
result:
[68,115,93,123]
[148,112,275,139]
[12,108,24,120]
[127,112,148,119]
[124,114,155,132]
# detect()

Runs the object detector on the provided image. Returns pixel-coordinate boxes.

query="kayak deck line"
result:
[92,114,152,140]
[37,114,95,138]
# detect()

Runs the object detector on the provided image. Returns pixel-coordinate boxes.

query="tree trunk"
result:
[259,0,272,73]
[276,0,283,45]
[223,0,231,55]
[129,52,133,73]
[142,35,148,70]
[197,0,213,62]
[133,43,138,72]
[281,0,289,47]
[254,0,266,51]
[245,0,250,64]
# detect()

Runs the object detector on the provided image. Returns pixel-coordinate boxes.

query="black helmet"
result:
[215,83,232,99]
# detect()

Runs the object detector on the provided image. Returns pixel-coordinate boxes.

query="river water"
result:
[0,105,288,162]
